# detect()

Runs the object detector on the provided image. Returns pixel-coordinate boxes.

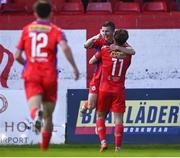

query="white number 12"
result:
[29,32,48,58]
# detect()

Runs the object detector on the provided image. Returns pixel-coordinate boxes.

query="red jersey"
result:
[92,37,113,51]
[88,37,113,93]
[95,45,132,93]
[17,20,66,79]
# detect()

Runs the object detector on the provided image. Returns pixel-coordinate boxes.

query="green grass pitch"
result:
[0,144,180,157]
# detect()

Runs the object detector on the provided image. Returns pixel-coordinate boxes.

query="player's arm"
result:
[110,44,135,55]
[89,55,98,64]
[14,49,25,65]
[84,33,101,49]
[89,51,101,64]
[59,40,79,80]
[15,28,26,65]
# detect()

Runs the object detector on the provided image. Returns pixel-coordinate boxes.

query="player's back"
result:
[19,20,63,78]
[99,46,132,93]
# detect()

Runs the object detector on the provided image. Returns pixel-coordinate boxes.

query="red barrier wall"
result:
[1,13,180,86]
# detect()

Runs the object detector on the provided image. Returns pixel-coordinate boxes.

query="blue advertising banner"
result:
[66,89,180,144]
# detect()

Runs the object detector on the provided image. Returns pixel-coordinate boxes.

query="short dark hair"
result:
[114,29,129,46]
[102,21,115,32]
[33,0,52,19]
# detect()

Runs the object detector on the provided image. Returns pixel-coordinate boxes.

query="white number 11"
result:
[111,58,124,77]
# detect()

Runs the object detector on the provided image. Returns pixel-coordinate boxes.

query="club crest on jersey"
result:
[91,86,96,91]
[110,51,126,58]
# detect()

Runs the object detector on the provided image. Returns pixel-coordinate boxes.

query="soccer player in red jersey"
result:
[89,29,135,152]
[80,21,135,115]
[14,0,79,150]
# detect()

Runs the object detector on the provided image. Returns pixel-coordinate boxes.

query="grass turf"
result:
[0,144,180,157]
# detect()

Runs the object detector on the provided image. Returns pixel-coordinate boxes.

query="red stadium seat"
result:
[142,1,167,12]
[110,0,118,9]
[66,0,82,2]
[88,0,108,2]
[60,2,84,15]
[51,0,64,13]
[86,2,112,14]
[114,2,141,14]
[1,0,27,14]
[169,1,179,12]
[0,4,2,13]
[25,0,36,13]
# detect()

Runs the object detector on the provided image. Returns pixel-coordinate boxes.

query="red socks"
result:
[41,130,52,151]
[114,124,123,147]
[30,107,52,151]
[84,100,88,109]
[96,119,123,148]
[96,118,106,144]
[30,106,38,120]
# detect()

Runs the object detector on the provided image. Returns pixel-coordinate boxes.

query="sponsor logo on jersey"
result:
[110,51,126,58]
[29,24,51,32]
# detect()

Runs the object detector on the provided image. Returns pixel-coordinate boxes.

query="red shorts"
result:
[89,63,102,94]
[97,90,125,113]
[24,75,57,103]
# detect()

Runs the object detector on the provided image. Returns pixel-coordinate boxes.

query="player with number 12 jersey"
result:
[15,1,79,151]
[17,20,67,101]
[17,20,66,80]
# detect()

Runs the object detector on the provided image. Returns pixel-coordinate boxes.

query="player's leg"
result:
[25,80,43,134]
[80,92,97,116]
[114,112,124,152]
[88,92,97,110]
[88,65,101,109]
[80,65,101,116]
[41,102,55,151]
[28,95,42,120]
[40,76,57,150]
[28,95,43,134]
[111,90,126,151]
[96,112,108,152]
[96,91,111,152]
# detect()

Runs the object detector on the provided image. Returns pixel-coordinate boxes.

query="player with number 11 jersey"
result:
[95,43,132,93]
[89,29,135,152]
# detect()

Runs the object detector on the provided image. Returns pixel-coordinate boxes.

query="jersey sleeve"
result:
[95,50,102,60]
[92,38,103,50]
[57,28,67,42]
[16,29,25,50]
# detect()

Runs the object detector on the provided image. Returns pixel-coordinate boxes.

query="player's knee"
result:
[88,103,96,110]
[88,93,97,102]
[96,112,106,119]
[114,119,123,125]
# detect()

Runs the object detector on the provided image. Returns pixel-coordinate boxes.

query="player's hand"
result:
[109,44,118,51]
[93,33,102,40]
[72,67,79,80]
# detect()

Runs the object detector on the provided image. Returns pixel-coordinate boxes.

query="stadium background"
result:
[0,0,180,145]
